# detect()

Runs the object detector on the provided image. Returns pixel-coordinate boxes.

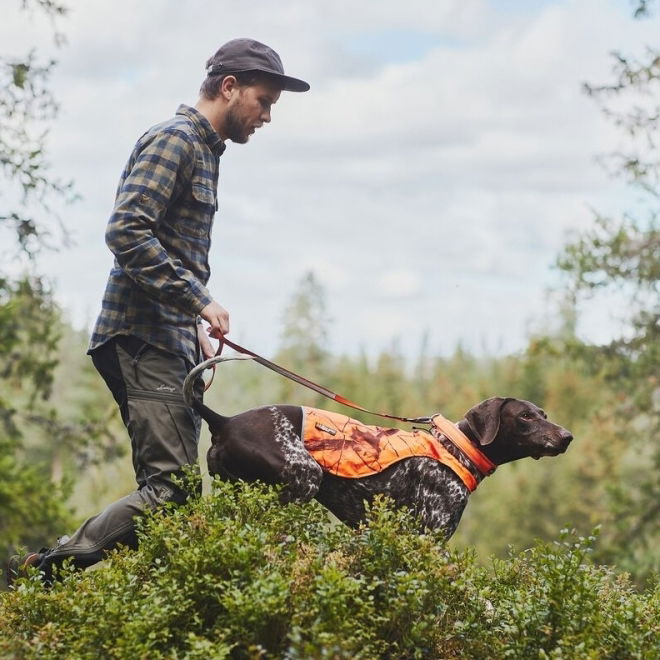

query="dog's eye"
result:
[520,411,535,420]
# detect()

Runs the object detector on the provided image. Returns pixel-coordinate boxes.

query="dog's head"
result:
[461,397,573,465]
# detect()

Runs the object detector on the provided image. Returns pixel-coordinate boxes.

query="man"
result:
[7,38,309,586]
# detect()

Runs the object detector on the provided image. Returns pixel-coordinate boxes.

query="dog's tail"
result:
[183,355,255,433]
[192,398,228,433]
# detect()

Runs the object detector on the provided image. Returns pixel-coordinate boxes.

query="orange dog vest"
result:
[302,407,479,491]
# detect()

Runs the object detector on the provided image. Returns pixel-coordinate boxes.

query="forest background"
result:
[0,0,658,596]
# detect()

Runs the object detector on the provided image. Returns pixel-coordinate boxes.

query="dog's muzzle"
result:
[532,430,573,459]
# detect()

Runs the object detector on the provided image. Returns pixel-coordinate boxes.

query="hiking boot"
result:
[5,535,72,588]
[5,551,46,589]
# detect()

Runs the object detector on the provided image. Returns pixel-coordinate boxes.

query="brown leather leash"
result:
[201,336,496,479]
[209,336,431,424]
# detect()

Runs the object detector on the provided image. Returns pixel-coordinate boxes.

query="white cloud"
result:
[377,269,423,299]
[3,0,657,359]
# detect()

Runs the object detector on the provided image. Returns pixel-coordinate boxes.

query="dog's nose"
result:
[560,430,573,445]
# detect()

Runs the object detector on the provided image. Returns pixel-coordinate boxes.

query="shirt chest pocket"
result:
[191,179,216,208]
[174,177,216,238]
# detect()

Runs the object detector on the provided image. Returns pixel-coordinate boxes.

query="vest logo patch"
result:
[315,422,337,435]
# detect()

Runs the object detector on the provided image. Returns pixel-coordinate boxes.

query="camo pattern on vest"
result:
[302,407,477,490]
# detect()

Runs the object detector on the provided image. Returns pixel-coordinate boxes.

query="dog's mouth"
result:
[532,436,573,460]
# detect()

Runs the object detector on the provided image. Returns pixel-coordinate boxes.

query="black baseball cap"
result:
[206,38,310,92]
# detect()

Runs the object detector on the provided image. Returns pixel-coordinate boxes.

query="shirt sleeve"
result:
[105,129,213,315]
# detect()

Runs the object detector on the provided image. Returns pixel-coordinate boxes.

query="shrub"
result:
[1,481,657,658]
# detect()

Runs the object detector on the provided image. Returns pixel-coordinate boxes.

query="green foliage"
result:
[0,482,657,658]
[553,215,659,577]
[0,276,61,407]
[0,439,72,556]
[0,0,126,562]
[278,271,329,366]
[488,529,659,659]
[552,9,660,579]
[275,271,331,408]
[1,2,74,258]
[0,276,124,560]
[0,276,73,556]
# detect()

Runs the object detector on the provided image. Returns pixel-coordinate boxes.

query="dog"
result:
[187,387,572,539]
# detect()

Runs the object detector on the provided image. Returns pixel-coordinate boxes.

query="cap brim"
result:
[273,73,310,92]
[207,66,310,92]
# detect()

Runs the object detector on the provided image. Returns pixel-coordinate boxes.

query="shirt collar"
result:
[176,104,226,157]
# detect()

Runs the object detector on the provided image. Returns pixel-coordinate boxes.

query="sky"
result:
[3,0,658,360]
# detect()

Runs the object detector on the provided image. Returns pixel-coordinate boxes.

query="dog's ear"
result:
[464,397,513,446]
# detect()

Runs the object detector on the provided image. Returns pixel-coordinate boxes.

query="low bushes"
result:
[1,480,657,658]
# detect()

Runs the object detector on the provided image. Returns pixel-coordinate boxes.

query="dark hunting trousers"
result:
[42,335,202,572]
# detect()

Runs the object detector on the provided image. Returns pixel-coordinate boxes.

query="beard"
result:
[223,105,250,144]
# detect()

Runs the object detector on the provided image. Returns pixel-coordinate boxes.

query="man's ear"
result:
[464,397,513,446]
[220,75,238,100]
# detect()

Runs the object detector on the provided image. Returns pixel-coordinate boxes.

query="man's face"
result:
[223,81,282,144]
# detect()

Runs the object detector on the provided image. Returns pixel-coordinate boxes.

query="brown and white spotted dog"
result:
[191,397,573,539]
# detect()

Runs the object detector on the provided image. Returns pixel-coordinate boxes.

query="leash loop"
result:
[184,354,255,406]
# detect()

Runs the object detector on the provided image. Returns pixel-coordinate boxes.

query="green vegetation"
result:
[0,277,126,561]
[555,13,660,576]
[1,481,657,659]
[0,0,95,561]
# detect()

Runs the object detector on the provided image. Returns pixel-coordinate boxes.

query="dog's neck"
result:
[433,419,493,486]
[455,419,524,467]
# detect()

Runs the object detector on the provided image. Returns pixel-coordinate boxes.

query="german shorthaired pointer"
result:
[189,395,572,539]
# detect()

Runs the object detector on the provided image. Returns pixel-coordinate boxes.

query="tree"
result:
[275,271,332,405]
[0,2,121,562]
[1,0,74,257]
[555,3,659,578]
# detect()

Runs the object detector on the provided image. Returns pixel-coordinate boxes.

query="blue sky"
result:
[3,0,657,359]
[338,0,562,62]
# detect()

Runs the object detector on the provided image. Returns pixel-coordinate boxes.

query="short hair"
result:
[199,70,283,100]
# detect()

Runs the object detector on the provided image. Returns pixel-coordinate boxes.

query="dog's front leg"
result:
[269,406,323,504]
[411,463,470,539]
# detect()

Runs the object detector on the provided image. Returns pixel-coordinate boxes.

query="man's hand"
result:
[199,300,230,339]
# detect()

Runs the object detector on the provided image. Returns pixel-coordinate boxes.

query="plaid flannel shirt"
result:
[88,105,225,365]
